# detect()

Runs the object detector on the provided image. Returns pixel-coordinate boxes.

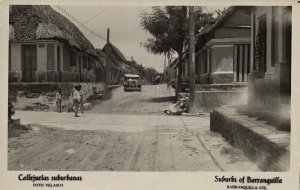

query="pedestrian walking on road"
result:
[166,78,171,89]
[73,85,81,117]
[55,88,62,113]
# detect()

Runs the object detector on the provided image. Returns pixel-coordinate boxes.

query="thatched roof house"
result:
[9,5,97,56]
[103,42,127,63]
[9,5,104,83]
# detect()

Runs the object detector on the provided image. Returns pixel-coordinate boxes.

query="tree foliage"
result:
[140,6,214,96]
[214,8,227,17]
[144,67,162,84]
[128,60,162,84]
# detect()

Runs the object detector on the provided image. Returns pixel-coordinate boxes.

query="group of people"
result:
[55,84,84,117]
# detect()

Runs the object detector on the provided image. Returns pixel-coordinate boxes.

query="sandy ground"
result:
[88,84,176,115]
[8,85,261,171]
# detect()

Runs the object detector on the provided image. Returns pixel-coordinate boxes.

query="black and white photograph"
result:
[7,4,292,171]
[1,0,299,189]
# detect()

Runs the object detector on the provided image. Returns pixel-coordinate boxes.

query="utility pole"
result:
[164,53,166,83]
[188,6,196,113]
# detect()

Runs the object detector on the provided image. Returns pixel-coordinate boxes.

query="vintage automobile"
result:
[123,74,142,92]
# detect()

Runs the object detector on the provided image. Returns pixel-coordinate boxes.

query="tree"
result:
[140,6,214,97]
[214,8,227,17]
[144,67,162,84]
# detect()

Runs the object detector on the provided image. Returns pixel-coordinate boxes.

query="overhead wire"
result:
[55,5,107,41]
[55,5,136,60]
[80,7,110,25]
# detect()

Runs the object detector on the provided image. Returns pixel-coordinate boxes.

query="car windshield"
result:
[124,74,140,81]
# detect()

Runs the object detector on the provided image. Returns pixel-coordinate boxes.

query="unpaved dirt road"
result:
[88,84,175,115]
[8,85,260,171]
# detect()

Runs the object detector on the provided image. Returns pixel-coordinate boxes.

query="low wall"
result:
[197,74,210,84]
[9,82,110,111]
[210,107,290,171]
[9,71,22,83]
[60,71,79,82]
[210,72,233,84]
[193,84,247,112]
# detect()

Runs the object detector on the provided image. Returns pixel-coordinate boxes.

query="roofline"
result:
[103,42,128,62]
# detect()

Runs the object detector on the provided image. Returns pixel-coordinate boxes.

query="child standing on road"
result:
[79,85,84,114]
[73,85,81,117]
[55,88,62,113]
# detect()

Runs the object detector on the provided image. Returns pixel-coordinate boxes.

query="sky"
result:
[52,6,225,73]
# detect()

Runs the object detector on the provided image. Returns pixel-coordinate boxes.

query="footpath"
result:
[13,111,209,132]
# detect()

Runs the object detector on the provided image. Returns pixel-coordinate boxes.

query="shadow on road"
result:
[141,96,176,103]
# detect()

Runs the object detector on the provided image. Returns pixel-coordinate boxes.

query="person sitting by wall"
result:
[163,96,189,115]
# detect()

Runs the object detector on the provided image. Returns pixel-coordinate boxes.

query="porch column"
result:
[206,48,210,74]
[37,43,47,82]
[233,45,238,82]
[53,43,58,81]
[244,45,249,82]
[250,8,255,74]
[10,43,22,71]
[60,45,64,71]
[53,43,57,71]
[239,45,244,82]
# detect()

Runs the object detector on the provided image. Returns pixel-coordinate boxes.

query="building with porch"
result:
[210,6,291,171]
[178,7,252,110]
[9,5,101,83]
[189,6,252,84]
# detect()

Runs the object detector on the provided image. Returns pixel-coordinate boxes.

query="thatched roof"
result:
[9,5,97,56]
[103,42,128,63]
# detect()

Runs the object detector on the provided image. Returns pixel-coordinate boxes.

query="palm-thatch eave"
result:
[9,5,98,57]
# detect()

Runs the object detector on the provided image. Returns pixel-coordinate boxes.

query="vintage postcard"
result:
[0,0,299,189]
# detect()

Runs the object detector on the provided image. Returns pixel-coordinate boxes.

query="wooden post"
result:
[188,6,196,113]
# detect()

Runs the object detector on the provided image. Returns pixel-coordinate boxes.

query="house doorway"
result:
[22,44,37,82]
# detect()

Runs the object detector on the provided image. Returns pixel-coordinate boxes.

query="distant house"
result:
[189,6,252,84]
[126,60,141,75]
[248,6,291,113]
[9,5,101,83]
[95,49,108,83]
[102,28,128,84]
